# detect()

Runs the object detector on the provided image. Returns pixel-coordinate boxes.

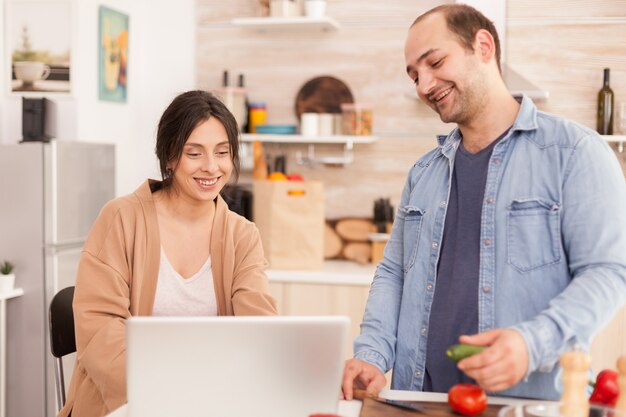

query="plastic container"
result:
[341,103,373,136]
[248,102,267,133]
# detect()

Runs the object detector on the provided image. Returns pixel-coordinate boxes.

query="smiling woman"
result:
[56,90,277,417]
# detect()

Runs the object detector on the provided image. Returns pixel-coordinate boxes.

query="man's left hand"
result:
[457,328,529,393]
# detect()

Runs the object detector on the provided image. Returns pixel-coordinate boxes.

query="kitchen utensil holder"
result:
[295,140,354,166]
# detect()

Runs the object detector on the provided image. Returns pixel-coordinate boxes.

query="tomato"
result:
[287,173,304,181]
[590,369,619,406]
[448,383,488,416]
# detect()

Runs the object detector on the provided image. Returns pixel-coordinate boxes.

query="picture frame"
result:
[98,5,128,102]
[5,1,72,94]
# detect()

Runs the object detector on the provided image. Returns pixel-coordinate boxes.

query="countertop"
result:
[266,260,376,286]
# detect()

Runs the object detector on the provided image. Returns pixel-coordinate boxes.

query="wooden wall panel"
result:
[196,0,626,376]
[508,0,626,19]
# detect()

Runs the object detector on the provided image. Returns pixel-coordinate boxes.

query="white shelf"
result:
[231,16,340,31]
[601,135,626,142]
[241,133,377,144]
[0,288,24,301]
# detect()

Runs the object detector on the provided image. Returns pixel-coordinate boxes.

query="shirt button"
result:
[415,370,421,376]
[432,242,438,249]
[483,286,491,293]
[484,239,492,246]
[485,197,494,204]
[440,201,447,207]
[421,327,427,334]
[493,159,501,165]
[427,284,433,290]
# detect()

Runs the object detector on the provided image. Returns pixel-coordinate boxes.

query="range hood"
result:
[502,65,549,100]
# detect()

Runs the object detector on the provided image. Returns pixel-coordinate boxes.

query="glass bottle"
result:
[597,68,614,135]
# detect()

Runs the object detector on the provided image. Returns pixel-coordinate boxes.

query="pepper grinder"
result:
[617,355,626,412]
[560,350,591,417]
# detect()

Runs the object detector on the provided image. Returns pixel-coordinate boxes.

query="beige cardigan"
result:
[58,180,277,417]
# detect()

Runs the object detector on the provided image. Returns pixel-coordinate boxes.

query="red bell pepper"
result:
[590,369,619,407]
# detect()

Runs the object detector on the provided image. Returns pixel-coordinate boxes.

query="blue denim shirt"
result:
[354,96,626,400]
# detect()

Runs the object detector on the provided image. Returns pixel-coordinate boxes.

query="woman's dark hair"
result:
[412,4,501,73]
[155,90,240,188]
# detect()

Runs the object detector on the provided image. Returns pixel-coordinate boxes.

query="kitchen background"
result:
[197,0,626,217]
[0,1,625,416]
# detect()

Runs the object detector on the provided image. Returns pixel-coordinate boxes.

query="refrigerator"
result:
[0,141,115,417]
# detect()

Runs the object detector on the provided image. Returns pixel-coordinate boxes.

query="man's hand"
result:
[456,328,529,393]
[341,358,387,400]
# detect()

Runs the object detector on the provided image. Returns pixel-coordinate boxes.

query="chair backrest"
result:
[48,286,76,410]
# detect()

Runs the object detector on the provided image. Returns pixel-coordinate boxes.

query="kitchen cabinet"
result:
[267,260,374,360]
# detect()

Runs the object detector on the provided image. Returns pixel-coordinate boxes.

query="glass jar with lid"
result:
[340,103,373,136]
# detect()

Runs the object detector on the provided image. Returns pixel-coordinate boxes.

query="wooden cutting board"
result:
[359,398,505,417]
[294,75,354,117]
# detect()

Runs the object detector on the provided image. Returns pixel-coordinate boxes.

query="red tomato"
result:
[308,415,341,417]
[287,173,304,181]
[448,383,488,416]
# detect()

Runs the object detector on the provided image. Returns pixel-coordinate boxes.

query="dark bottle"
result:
[222,70,229,87]
[238,74,250,134]
[597,68,614,135]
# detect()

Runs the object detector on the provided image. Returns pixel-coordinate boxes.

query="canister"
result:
[341,103,373,135]
[248,102,267,133]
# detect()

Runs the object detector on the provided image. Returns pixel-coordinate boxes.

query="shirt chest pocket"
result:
[507,198,562,273]
[400,205,425,272]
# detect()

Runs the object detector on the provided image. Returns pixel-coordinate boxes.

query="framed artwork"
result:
[6,1,72,94]
[98,6,128,102]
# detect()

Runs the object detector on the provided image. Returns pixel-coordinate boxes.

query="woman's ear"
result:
[474,29,496,63]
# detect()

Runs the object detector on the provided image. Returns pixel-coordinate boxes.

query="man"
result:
[342,4,626,400]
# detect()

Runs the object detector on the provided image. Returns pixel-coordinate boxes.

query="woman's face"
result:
[169,117,233,204]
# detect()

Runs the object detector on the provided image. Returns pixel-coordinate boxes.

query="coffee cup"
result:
[304,0,326,18]
[14,61,51,86]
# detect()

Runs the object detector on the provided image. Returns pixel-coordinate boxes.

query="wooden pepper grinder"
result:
[617,355,626,413]
[560,350,591,417]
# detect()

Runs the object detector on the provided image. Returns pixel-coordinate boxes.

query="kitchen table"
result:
[105,389,550,416]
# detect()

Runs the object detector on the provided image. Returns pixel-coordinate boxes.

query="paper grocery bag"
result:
[253,180,325,269]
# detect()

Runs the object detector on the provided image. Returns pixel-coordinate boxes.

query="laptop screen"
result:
[126,316,349,417]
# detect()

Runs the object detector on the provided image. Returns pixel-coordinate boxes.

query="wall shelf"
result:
[241,133,377,165]
[240,133,377,144]
[231,16,340,31]
[601,135,626,142]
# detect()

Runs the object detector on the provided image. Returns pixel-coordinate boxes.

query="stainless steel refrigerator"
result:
[0,141,115,417]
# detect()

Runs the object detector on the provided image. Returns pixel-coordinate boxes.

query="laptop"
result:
[126,316,349,417]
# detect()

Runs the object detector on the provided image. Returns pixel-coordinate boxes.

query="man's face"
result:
[404,13,488,125]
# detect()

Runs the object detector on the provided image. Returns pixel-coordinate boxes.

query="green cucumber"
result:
[446,344,485,363]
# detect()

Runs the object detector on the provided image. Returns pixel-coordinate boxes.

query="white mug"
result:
[300,113,319,137]
[304,0,326,18]
[14,61,51,85]
[318,113,334,136]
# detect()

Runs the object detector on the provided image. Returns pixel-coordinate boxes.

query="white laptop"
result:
[126,316,349,417]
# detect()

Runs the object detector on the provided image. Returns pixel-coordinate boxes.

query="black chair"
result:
[49,286,76,411]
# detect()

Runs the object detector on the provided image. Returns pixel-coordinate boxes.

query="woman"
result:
[58,90,277,417]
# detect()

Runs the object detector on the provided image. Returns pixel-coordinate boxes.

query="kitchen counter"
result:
[266,260,376,286]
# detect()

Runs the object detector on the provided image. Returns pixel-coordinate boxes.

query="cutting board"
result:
[294,75,354,117]
[360,398,505,417]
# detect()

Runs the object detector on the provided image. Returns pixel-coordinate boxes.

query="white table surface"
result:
[106,400,363,417]
[106,389,552,416]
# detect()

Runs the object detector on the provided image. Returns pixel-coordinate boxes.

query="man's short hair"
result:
[412,4,501,73]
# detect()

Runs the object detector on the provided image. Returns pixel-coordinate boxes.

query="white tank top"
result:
[152,247,218,316]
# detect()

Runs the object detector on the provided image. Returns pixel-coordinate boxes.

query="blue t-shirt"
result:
[423,129,509,392]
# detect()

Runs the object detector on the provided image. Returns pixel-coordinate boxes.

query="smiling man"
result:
[342,4,626,400]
